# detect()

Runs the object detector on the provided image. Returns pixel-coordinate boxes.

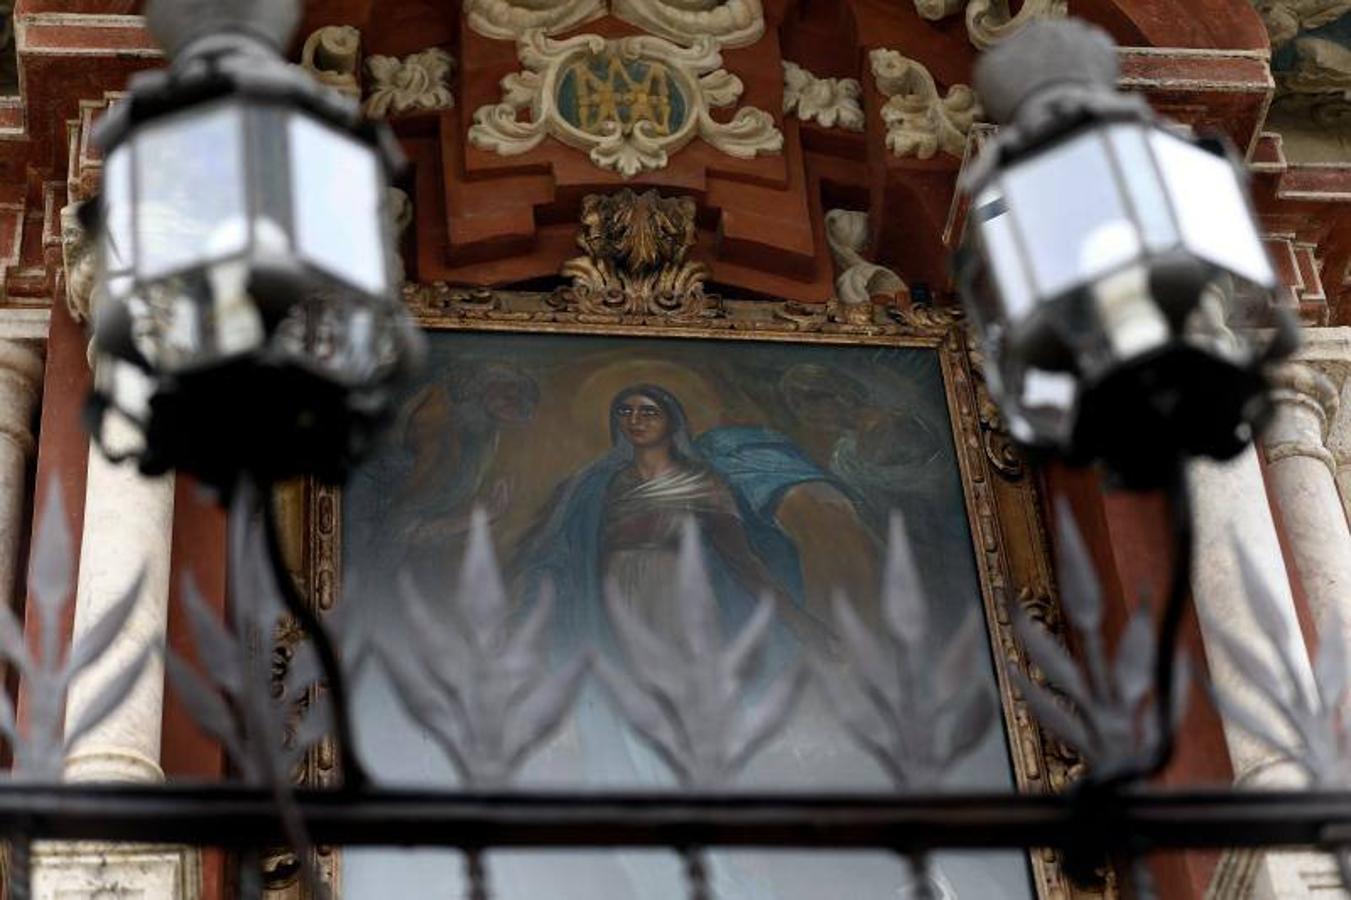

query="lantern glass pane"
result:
[103,146,135,278]
[1105,124,1178,253]
[973,187,1036,320]
[1003,131,1142,296]
[1148,130,1273,287]
[133,102,248,279]
[288,114,386,296]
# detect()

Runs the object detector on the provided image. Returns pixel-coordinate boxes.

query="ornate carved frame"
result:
[295,287,1113,900]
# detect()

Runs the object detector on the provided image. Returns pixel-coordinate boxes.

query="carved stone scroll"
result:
[300,26,362,99]
[911,0,1066,48]
[824,209,907,324]
[869,50,980,159]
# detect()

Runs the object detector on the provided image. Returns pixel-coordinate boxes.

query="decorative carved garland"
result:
[468,31,783,178]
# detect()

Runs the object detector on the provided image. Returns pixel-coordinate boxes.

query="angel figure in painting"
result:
[510,383,840,663]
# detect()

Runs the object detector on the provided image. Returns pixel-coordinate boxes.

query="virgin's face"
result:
[615,394,672,449]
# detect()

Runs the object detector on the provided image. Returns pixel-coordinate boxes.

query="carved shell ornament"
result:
[464,0,765,49]
[469,31,783,177]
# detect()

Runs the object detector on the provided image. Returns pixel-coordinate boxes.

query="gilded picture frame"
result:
[284,287,1112,900]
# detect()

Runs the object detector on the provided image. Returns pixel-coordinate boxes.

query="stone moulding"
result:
[1257,0,1351,47]
[363,48,456,118]
[463,0,764,49]
[468,30,783,178]
[869,49,981,159]
[782,61,864,132]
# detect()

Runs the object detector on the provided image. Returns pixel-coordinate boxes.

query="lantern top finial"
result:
[974,19,1119,127]
[146,0,301,59]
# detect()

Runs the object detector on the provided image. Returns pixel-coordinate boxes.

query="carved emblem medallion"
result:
[557,51,687,139]
[469,31,782,177]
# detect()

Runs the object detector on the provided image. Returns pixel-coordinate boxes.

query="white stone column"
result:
[1263,362,1351,683]
[0,340,45,608]
[1190,450,1333,899]
[32,370,197,899]
[61,410,176,783]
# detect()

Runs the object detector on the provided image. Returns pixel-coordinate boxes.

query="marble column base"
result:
[30,842,198,899]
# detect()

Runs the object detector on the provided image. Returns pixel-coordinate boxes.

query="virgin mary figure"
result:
[510,383,839,665]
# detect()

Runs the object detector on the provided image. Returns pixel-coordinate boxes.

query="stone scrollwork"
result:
[469,31,782,177]
[463,0,763,49]
[300,26,362,99]
[824,209,907,325]
[556,188,719,317]
[912,0,1066,48]
[1256,0,1351,46]
[782,62,864,132]
[463,0,606,44]
[965,0,1068,50]
[363,48,456,118]
[869,49,981,159]
[609,0,765,50]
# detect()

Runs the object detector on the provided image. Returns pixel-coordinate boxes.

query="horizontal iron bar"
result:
[0,785,1345,851]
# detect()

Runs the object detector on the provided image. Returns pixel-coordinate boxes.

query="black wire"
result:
[253,476,370,793]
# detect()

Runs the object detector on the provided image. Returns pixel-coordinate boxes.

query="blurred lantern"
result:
[955,19,1296,488]
[83,0,422,490]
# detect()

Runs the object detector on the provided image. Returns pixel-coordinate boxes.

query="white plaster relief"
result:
[610,0,764,50]
[463,0,606,44]
[1256,0,1351,46]
[469,31,782,178]
[912,0,1066,49]
[463,0,763,49]
[825,209,906,309]
[869,49,980,159]
[300,25,362,99]
[782,61,863,132]
[364,48,456,118]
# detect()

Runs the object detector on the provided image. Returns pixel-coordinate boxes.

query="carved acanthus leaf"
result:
[869,50,981,159]
[463,0,763,49]
[824,209,907,323]
[782,62,864,132]
[557,189,718,318]
[1256,0,1351,46]
[469,31,782,178]
[912,0,1065,48]
[300,26,361,99]
[364,48,456,118]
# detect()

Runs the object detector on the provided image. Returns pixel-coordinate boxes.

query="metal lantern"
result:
[84,0,422,490]
[955,20,1296,488]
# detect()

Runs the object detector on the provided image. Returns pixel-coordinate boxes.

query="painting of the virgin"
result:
[341,330,1036,900]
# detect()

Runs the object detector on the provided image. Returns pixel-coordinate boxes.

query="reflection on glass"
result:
[974,188,1035,319]
[1149,130,1273,287]
[1003,132,1141,297]
[133,102,247,279]
[1105,125,1177,253]
[288,115,386,296]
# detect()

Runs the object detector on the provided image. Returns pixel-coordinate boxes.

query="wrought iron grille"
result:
[0,472,1349,900]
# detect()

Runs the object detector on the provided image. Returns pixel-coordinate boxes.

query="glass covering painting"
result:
[341,330,1036,899]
